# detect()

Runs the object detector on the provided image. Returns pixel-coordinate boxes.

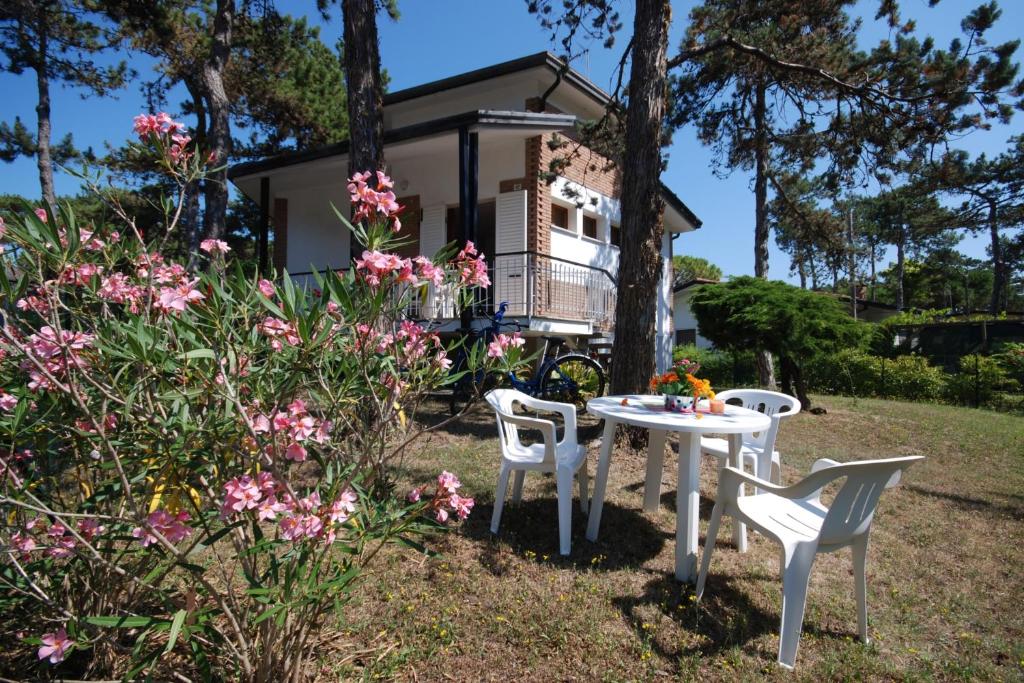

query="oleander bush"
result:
[0,114,525,681]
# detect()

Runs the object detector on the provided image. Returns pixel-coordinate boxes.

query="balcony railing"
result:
[289,251,618,328]
[409,251,617,328]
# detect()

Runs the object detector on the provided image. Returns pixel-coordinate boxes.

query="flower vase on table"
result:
[651,358,714,414]
[663,394,692,412]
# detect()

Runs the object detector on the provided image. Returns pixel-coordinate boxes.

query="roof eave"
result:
[228,109,578,181]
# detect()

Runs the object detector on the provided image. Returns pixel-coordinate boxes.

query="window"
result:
[582,215,598,240]
[675,329,697,346]
[609,222,621,247]
[551,204,570,231]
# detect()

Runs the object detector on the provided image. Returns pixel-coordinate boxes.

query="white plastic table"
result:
[585,394,772,582]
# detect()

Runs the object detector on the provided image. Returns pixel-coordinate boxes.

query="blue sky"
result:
[1,0,1021,282]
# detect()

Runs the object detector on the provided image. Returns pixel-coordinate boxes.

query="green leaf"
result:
[180,349,216,360]
[85,615,164,628]
[163,609,187,654]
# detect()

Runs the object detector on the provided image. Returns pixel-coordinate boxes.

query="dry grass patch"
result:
[329,396,1024,682]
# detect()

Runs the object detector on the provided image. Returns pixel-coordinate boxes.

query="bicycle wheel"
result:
[540,354,606,409]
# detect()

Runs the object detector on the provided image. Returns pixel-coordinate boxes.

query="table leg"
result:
[586,418,617,542]
[643,428,666,512]
[675,431,701,583]
[729,433,748,553]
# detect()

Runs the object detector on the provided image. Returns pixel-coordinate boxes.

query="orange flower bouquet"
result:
[651,359,713,412]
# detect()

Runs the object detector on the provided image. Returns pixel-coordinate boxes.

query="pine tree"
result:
[0,0,129,207]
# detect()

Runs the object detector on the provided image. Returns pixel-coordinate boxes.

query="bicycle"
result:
[447,301,607,415]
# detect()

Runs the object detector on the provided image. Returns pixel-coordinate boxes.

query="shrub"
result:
[879,355,944,401]
[943,354,1014,406]
[0,115,524,680]
[806,351,943,401]
[671,344,757,388]
[996,342,1024,385]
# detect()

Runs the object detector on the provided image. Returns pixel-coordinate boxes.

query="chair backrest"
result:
[485,388,556,463]
[716,389,801,451]
[797,456,924,546]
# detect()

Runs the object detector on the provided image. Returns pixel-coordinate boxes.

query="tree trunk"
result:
[895,225,906,311]
[987,201,1005,314]
[869,237,877,301]
[34,13,55,209]
[809,249,819,289]
[781,356,811,410]
[343,0,385,177]
[184,78,207,254]
[609,0,671,395]
[796,253,807,289]
[199,0,234,251]
[751,80,775,388]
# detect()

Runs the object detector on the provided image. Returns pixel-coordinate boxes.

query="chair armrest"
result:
[514,395,577,443]
[717,466,788,503]
[811,458,842,473]
[496,410,557,445]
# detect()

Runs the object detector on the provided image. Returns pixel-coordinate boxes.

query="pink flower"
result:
[0,214,5,240]
[256,496,287,522]
[437,471,461,495]
[413,256,445,287]
[37,628,73,664]
[407,487,422,503]
[98,273,144,309]
[222,475,263,515]
[154,279,205,313]
[260,317,300,350]
[132,509,192,547]
[435,507,449,523]
[76,518,105,541]
[258,279,275,297]
[454,241,491,288]
[328,488,357,524]
[449,493,475,520]
[34,208,47,223]
[487,332,525,359]
[11,531,36,555]
[0,391,16,411]
[200,238,231,254]
[285,442,307,462]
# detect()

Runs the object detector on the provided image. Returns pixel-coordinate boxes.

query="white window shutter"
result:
[419,205,447,259]
[419,205,452,319]
[494,190,528,316]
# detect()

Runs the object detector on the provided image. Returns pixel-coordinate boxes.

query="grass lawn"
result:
[333,396,1024,681]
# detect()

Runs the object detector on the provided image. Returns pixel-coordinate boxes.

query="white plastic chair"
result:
[696,455,924,669]
[485,389,589,556]
[700,389,800,484]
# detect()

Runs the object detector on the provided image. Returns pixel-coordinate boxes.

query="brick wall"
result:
[524,132,623,256]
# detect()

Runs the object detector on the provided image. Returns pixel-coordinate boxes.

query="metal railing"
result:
[408,251,617,326]
[289,252,618,327]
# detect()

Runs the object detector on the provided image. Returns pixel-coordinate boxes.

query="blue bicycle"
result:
[448,301,607,415]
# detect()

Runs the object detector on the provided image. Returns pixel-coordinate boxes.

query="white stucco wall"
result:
[277,138,525,275]
[672,288,713,350]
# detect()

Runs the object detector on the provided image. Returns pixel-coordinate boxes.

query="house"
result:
[835,295,901,324]
[672,278,717,349]
[227,52,701,372]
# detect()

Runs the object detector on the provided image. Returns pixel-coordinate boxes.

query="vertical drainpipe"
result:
[258,176,270,276]
[458,126,479,329]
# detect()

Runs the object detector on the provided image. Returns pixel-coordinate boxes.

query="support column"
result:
[458,127,479,244]
[258,176,270,275]
[458,126,479,328]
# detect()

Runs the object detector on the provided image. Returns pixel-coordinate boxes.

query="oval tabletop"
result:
[587,394,772,434]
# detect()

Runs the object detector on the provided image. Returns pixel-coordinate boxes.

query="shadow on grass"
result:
[617,568,865,664]
[463,497,667,573]
[906,484,1024,520]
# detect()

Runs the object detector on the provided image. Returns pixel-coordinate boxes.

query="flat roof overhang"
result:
[229,110,576,195]
[230,109,701,233]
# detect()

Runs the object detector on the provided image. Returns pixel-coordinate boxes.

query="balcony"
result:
[409,251,617,331]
